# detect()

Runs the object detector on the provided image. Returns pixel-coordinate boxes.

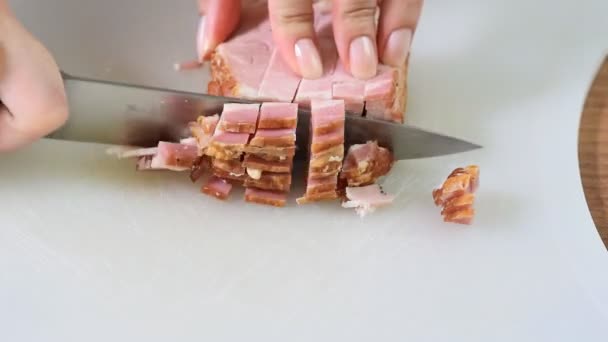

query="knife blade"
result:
[48,72,481,160]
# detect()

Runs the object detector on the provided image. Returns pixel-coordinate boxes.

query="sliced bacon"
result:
[212,158,246,176]
[257,102,298,129]
[243,154,293,173]
[219,103,261,134]
[206,129,250,160]
[310,129,345,154]
[342,184,396,217]
[149,142,199,171]
[310,99,346,135]
[244,172,292,192]
[249,128,296,147]
[201,176,233,200]
[245,188,287,207]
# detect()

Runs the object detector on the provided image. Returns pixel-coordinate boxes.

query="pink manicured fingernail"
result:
[294,38,323,79]
[349,36,378,80]
[197,16,208,61]
[382,28,412,67]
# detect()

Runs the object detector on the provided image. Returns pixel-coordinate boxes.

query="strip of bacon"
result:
[202,176,233,200]
[257,102,298,129]
[149,142,199,171]
[342,184,396,217]
[244,172,292,192]
[244,188,287,207]
[249,128,296,147]
[220,103,261,134]
[243,154,293,173]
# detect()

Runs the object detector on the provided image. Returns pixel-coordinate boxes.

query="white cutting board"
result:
[2,0,608,341]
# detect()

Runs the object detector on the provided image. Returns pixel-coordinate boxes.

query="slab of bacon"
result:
[206,3,409,123]
[433,165,480,224]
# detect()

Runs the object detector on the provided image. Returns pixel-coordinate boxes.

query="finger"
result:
[0,7,68,151]
[196,0,241,61]
[377,0,423,67]
[268,0,322,79]
[332,0,379,80]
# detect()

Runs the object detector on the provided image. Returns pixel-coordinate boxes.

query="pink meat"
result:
[220,103,261,133]
[294,38,338,108]
[258,102,298,129]
[211,130,250,145]
[364,66,398,120]
[202,176,233,200]
[252,128,295,142]
[258,48,302,102]
[215,42,272,98]
[149,142,199,171]
[331,63,366,115]
[342,184,396,217]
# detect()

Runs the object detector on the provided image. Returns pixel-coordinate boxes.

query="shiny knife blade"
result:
[48,73,481,160]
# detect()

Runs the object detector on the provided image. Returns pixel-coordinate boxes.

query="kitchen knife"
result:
[47,72,481,160]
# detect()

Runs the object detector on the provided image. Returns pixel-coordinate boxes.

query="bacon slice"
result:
[342,184,396,217]
[202,176,233,200]
[433,165,480,225]
[243,154,293,173]
[257,102,298,129]
[244,172,292,192]
[310,99,346,135]
[244,188,287,207]
[249,128,296,147]
[206,128,250,160]
[219,103,261,134]
[212,158,246,176]
[148,142,199,171]
[340,141,394,186]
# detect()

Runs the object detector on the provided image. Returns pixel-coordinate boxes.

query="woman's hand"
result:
[0,0,68,152]
[196,0,423,80]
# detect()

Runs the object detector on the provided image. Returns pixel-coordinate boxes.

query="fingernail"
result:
[197,16,208,61]
[294,38,323,79]
[382,28,412,67]
[349,36,377,80]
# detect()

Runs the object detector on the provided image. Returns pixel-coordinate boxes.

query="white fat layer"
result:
[247,168,262,180]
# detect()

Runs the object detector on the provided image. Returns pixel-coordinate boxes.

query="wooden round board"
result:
[579,55,608,248]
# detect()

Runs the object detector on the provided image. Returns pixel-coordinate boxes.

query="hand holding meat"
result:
[197,0,423,80]
[0,0,68,152]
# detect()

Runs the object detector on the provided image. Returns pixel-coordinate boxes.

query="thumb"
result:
[0,3,68,152]
[197,0,241,61]
[268,0,323,79]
